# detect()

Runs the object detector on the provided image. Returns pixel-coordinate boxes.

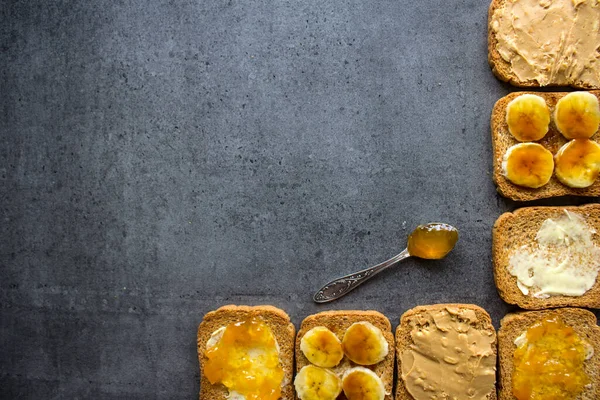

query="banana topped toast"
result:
[197,305,295,400]
[294,310,395,400]
[396,304,497,400]
[498,308,600,400]
[493,204,600,310]
[491,91,600,201]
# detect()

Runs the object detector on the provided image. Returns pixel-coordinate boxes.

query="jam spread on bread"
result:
[512,316,591,400]
[407,223,458,259]
[204,318,283,400]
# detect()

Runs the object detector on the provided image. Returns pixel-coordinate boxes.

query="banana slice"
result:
[294,365,342,400]
[342,367,385,400]
[554,92,600,139]
[342,322,388,365]
[554,139,600,188]
[506,94,550,141]
[502,143,554,188]
[300,326,344,368]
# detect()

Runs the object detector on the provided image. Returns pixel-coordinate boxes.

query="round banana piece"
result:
[554,92,600,139]
[554,139,600,188]
[506,94,550,141]
[342,367,385,400]
[294,365,342,400]
[300,326,344,368]
[342,322,388,365]
[502,143,554,188]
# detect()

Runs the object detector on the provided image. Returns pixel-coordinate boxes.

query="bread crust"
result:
[493,204,600,309]
[491,90,600,201]
[487,0,599,89]
[295,310,395,400]
[498,308,600,400]
[395,304,497,400]
[197,305,295,400]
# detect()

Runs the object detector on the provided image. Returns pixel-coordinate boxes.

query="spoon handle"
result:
[313,248,411,303]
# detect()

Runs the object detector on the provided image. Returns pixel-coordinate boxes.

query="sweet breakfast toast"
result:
[491,91,600,201]
[493,204,600,310]
[295,310,395,400]
[197,305,295,400]
[396,304,497,400]
[488,0,600,89]
[498,308,600,400]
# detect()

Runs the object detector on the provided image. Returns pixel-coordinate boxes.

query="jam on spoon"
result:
[407,223,459,259]
[314,222,459,303]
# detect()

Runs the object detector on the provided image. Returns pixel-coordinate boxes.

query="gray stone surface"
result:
[1,0,598,398]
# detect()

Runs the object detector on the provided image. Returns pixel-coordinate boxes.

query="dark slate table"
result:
[1,0,598,398]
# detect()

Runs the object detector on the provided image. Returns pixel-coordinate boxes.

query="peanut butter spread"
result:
[401,307,496,400]
[491,0,600,87]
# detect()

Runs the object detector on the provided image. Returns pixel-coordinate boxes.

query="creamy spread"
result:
[400,307,496,400]
[508,210,600,298]
[491,0,600,87]
[207,326,226,348]
[226,391,246,400]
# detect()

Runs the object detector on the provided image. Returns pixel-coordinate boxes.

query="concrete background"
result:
[1,0,597,398]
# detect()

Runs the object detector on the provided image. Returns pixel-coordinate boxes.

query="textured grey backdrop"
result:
[1,0,598,399]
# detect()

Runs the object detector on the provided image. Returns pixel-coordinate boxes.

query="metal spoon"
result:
[313,222,458,303]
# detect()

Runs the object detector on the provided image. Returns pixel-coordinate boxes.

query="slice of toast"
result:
[487,0,599,89]
[498,308,600,400]
[493,204,600,309]
[396,304,497,400]
[197,305,295,400]
[491,91,600,201]
[295,310,395,400]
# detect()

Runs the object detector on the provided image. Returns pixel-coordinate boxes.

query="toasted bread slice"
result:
[498,308,600,400]
[493,204,600,309]
[396,304,497,400]
[197,305,295,400]
[487,0,600,89]
[491,91,600,201]
[295,310,395,400]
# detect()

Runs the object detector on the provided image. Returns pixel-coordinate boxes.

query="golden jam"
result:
[512,317,589,400]
[204,318,284,400]
[407,223,459,259]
